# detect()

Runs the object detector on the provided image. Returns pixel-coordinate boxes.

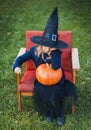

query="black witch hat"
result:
[30,7,68,48]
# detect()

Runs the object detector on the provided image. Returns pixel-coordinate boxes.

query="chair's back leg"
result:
[72,70,76,84]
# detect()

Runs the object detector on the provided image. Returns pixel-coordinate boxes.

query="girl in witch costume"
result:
[13,7,78,126]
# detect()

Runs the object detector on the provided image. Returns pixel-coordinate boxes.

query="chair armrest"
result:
[72,48,80,70]
[14,47,26,85]
[17,47,26,57]
[13,47,26,69]
[13,47,26,70]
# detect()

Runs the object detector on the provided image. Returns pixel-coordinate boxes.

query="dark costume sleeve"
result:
[13,47,34,70]
[51,49,62,69]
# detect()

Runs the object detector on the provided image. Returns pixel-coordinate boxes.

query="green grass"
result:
[0,0,91,129]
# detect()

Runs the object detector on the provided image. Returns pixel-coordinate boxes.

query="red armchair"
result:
[14,30,80,112]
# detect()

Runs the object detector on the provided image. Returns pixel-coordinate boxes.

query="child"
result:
[13,7,78,126]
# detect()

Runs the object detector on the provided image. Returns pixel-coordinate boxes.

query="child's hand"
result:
[50,48,57,51]
[14,67,21,74]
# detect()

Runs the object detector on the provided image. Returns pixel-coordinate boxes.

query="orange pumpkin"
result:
[36,63,63,86]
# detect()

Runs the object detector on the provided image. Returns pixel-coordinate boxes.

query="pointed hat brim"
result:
[30,36,68,49]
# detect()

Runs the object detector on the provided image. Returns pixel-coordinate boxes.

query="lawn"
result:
[0,0,91,130]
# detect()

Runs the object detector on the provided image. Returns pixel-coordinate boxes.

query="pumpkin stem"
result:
[46,63,50,68]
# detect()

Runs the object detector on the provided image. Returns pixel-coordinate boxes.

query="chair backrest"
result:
[25,30,72,72]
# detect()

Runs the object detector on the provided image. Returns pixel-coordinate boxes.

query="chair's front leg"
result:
[16,74,20,86]
[18,92,22,111]
[16,74,22,111]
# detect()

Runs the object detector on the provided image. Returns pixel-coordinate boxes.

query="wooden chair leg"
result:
[72,70,76,113]
[16,74,21,111]
[18,92,22,111]
[72,70,76,84]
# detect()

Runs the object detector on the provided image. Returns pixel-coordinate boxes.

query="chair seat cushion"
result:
[18,70,73,92]
[18,70,36,92]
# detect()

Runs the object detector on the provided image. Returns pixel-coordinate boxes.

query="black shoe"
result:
[57,116,65,126]
[45,116,52,123]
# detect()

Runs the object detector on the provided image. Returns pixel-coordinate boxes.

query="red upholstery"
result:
[65,71,73,82]
[18,30,73,92]
[61,48,72,72]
